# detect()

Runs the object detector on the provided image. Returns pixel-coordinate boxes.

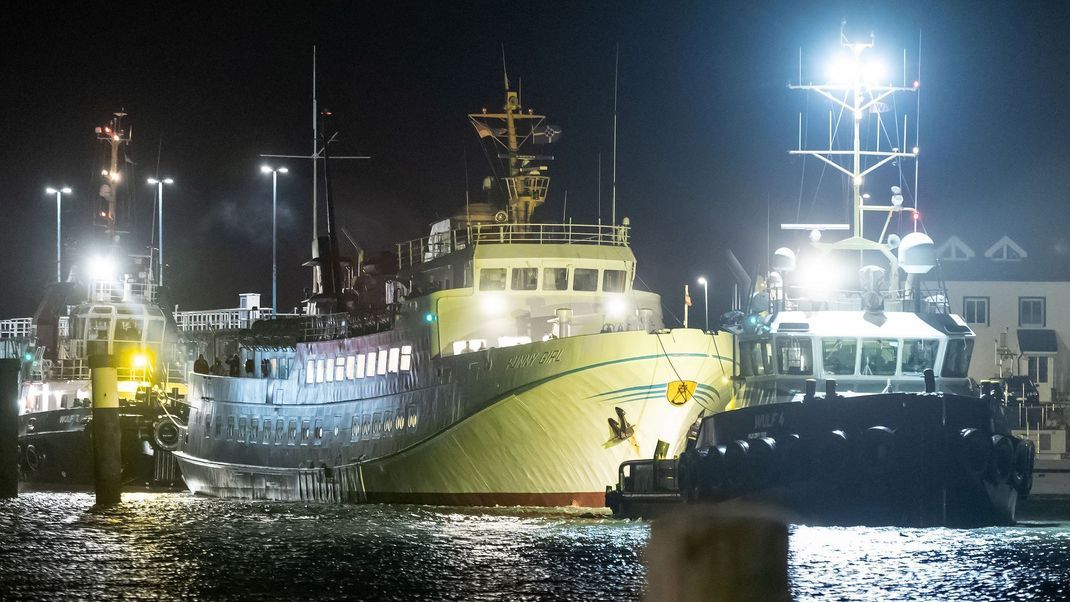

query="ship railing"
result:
[41,359,157,382]
[174,307,292,332]
[0,317,32,339]
[396,222,631,270]
[301,313,351,341]
[88,279,158,304]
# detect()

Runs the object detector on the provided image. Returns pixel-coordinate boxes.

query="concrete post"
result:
[645,506,790,602]
[90,354,121,504]
[0,359,19,498]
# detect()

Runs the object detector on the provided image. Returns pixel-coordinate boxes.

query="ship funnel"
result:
[897,232,936,274]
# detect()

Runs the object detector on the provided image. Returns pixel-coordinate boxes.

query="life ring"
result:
[153,420,181,451]
[957,428,991,479]
[724,440,750,492]
[988,434,1014,485]
[24,444,40,473]
[746,437,777,489]
[859,426,896,477]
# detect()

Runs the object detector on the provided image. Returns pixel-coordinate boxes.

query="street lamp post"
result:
[261,165,288,316]
[697,276,709,332]
[147,177,174,287]
[46,186,72,282]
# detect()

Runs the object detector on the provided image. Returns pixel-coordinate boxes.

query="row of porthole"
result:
[194,405,420,447]
[349,406,420,443]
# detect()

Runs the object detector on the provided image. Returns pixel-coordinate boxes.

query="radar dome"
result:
[898,232,936,274]
[771,247,797,272]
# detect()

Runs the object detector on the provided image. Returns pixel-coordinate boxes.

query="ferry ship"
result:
[11,113,188,487]
[607,26,1035,526]
[172,79,734,506]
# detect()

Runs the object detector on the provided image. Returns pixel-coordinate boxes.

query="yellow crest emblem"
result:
[666,380,697,406]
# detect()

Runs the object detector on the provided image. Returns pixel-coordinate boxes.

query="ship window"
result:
[395,412,405,431]
[603,270,627,293]
[335,357,346,381]
[355,354,366,379]
[902,340,939,375]
[114,318,142,342]
[821,338,858,375]
[333,417,340,438]
[511,267,538,291]
[345,355,356,379]
[383,410,394,434]
[407,405,419,429]
[214,415,223,438]
[746,341,774,376]
[251,418,259,443]
[226,416,235,440]
[263,418,273,444]
[388,348,400,373]
[400,345,413,371]
[362,415,372,436]
[573,268,598,291]
[544,268,568,291]
[775,337,813,375]
[377,350,389,375]
[365,352,377,377]
[288,419,298,444]
[372,412,383,437]
[739,343,755,376]
[316,359,325,383]
[351,416,360,442]
[275,419,285,444]
[305,360,315,384]
[313,419,324,443]
[325,358,335,382]
[204,414,213,438]
[238,417,248,442]
[941,339,974,378]
[301,419,311,444]
[479,268,507,291]
[861,339,898,376]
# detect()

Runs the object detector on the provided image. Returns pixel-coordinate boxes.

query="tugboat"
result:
[172,76,735,506]
[606,27,1035,526]
[14,112,188,488]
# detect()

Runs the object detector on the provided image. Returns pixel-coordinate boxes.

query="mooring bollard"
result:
[90,354,121,504]
[0,359,19,498]
[645,505,791,602]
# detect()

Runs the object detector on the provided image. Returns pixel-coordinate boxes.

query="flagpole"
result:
[684,284,690,328]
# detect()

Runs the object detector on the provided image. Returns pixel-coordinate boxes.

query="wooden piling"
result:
[645,505,791,602]
[0,359,19,498]
[90,354,121,504]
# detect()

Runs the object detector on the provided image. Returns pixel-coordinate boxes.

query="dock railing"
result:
[396,222,630,270]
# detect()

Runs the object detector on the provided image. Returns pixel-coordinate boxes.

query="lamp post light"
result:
[147,177,174,287]
[697,276,709,332]
[261,165,288,316]
[46,186,72,282]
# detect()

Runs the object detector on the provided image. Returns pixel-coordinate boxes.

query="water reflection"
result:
[0,493,1068,601]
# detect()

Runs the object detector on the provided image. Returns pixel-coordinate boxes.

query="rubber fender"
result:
[774,433,803,483]
[24,444,40,472]
[746,437,778,489]
[1015,439,1036,496]
[678,450,699,503]
[153,420,181,451]
[957,428,991,479]
[813,430,849,485]
[988,434,1014,485]
[695,446,725,501]
[859,426,896,477]
[1010,440,1030,488]
[724,439,750,491]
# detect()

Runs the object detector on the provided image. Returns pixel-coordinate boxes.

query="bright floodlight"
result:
[46,187,56,194]
[278,167,289,174]
[605,296,627,319]
[132,353,148,368]
[261,165,273,173]
[87,255,117,281]
[163,177,174,184]
[697,276,707,286]
[147,178,158,184]
[61,187,71,194]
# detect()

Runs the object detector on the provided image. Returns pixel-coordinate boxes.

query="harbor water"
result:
[1,492,1069,601]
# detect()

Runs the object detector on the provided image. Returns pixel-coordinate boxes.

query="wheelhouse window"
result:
[741,340,773,376]
[544,268,568,291]
[479,268,507,291]
[775,337,813,375]
[861,339,898,376]
[962,297,989,326]
[901,340,939,375]
[603,269,627,293]
[1019,297,1046,327]
[573,268,598,291]
[821,338,857,375]
[511,268,538,291]
[941,338,974,378]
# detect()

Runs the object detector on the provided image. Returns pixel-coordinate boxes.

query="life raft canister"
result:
[957,428,992,479]
[153,419,181,451]
[988,434,1014,485]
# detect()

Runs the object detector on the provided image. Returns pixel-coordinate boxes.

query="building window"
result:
[936,236,975,262]
[603,269,627,293]
[1027,356,1050,384]
[400,345,413,371]
[985,235,1027,262]
[1019,297,1046,327]
[479,268,507,291]
[544,268,568,291]
[573,268,598,291]
[388,347,400,373]
[962,297,989,326]
[511,267,538,291]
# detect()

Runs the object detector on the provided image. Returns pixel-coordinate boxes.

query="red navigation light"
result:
[913,211,921,221]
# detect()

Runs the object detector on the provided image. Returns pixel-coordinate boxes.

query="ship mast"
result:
[94,112,131,241]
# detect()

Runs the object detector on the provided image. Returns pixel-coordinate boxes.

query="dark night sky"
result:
[3,1,1070,322]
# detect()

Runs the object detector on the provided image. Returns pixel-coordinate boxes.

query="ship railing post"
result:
[0,358,19,498]
[90,354,122,505]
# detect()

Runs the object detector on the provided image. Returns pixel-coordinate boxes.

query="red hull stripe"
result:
[366,491,607,508]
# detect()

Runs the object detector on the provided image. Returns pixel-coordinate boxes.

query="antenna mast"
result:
[94,111,131,241]
[611,45,619,227]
